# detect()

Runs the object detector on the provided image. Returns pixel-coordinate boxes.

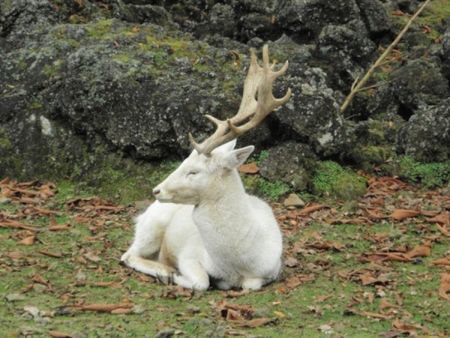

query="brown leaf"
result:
[49,331,73,338]
[392,319,422,334]
[0,220,37,231]
[298,204,327,216]
[436,223,450,237]
[426,212,450,226]
[224,290,249,298]
[285,274,315,289]
[239,163,259,174]
[404,243,431,259]
[438,273,450,301]
[75,303,133,313]
[19,235,35,245]
[432,257,450,266]
[111,308,133,314]
[390,209,420,221]
[39,250,62,258]
[348,308,391,320]
[48,223,72,231]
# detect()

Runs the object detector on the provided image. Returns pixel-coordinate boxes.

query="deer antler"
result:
[189,45,292,155]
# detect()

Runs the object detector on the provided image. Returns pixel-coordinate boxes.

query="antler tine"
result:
[189,44,291,155]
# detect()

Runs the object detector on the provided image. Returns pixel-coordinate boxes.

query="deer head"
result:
[153,45,291,204]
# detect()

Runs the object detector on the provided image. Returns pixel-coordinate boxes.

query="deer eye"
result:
[187,170,199,177]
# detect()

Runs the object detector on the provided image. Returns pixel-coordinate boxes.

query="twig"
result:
[340,0,431,113]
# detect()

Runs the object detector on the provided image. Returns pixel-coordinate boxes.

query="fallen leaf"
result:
[432,257,450,266]
[347,308,391,320]
[239,163,259,174]
[392,319,423,335]
[438,273,450,301]
[298,204,327,216]
[284,274,315,289]
[390,209,420,221]
[19,235,35,245]
[39,250,62,258]
[75,303,133,313]
[111,308,133,314]
[405,243,431,259]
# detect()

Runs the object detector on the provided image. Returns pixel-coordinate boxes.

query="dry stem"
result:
[340,0,431,113]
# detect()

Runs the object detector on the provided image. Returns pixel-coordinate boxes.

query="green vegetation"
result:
[312,161,367,200]
[397,156,450,188]
[256,178,290,201]
[1,179,448,337]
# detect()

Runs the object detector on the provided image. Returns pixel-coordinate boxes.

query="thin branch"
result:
[340,0,431,113]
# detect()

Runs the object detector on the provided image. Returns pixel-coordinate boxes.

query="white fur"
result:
[121,140,282,291]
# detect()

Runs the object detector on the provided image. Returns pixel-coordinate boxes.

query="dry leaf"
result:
[432,257,450,266]
[298,204,327,216]
[239,163,259,174]
[405,244,431,259]
[390,209,420,221]
[75,303,133,313]
[438,273,450,301]
[19,235,35,245]
[285,274,315,289]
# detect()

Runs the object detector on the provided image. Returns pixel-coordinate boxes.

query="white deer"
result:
[121,45,291,291]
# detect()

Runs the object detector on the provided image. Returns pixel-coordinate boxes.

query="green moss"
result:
[397,156,450,188]
[42,59,63,78]
[86,18,114,39]
[352,145,394,170]
[242,175,290,201]
[29,101,43,110]
[312,161,367,200]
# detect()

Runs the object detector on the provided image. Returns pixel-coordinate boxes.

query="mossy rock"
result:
[383,156,450,189]
[312,161,367,200]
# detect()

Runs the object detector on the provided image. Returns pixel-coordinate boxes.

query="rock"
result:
[316,24,377,65]
[390,59,449,115]
[355,0,391,37]
[441,27,450,80]
[260,142,317,191]
[5,293,26,302]
[274,67,355,156]
[277,0,362,42]
[155,328,175,338]
[283,193,305,208]
[397,99,450,162]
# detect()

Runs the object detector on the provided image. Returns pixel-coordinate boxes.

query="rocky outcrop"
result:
[0,0,449,185]
[397,99,450,162]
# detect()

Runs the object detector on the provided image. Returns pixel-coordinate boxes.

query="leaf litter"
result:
[0,176,449,336]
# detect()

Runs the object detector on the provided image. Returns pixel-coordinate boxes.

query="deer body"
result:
[121,45,290,291]
[121,141,282,290]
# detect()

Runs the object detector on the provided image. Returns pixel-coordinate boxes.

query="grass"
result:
[0,178,448,337]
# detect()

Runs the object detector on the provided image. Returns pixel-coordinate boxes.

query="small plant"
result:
[256,178,290,201]
[398,156,450,188]
[312,161,367,200]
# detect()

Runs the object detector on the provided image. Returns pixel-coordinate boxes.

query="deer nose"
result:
[153,188,161,196]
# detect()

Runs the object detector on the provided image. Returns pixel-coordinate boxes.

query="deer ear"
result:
[222,145,255,169]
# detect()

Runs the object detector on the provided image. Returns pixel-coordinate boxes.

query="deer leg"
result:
[121,204,169,262]
[242,277,264,290]
[173,258,209,291]
[122,255,176,284]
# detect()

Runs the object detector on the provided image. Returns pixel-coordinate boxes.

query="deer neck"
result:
[193,170,251,233]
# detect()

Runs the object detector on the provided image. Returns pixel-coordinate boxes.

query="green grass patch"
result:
[312,161,367,200]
